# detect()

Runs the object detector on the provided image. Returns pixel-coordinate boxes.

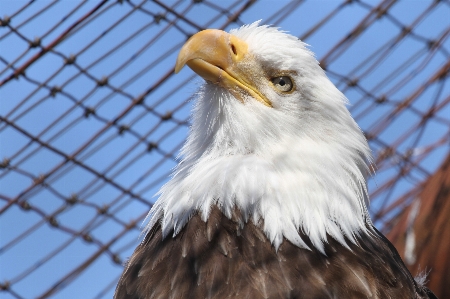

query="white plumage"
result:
[146,21,373,252]
[116,21,437,299]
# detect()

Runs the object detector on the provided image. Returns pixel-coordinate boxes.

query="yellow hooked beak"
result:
[175,29,272,107]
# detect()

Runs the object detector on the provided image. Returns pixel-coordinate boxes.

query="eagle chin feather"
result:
[116,22,437,299]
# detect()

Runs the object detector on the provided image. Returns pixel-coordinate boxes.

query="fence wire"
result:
[0,0,449,298]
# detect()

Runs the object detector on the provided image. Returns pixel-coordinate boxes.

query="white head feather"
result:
[145,21,373,252]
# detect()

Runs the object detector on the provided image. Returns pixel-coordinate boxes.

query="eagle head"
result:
[146,21,373,252]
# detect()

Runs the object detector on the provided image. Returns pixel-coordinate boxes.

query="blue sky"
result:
[1,1,449,298]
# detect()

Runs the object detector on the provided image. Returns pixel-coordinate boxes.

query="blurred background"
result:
[0,0,449,298]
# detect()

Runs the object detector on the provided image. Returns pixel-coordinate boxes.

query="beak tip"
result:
[175,50,188,74]
[174,62,183,74]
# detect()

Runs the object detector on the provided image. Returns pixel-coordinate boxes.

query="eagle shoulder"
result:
[114,207,436,299]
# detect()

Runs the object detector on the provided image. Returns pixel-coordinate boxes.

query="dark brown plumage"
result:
[115,207,436,299]
[115,23,438,299]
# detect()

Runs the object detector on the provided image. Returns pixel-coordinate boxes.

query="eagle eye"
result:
[271,76,293,92]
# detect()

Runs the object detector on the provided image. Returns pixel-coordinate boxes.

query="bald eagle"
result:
[114,22,437,299]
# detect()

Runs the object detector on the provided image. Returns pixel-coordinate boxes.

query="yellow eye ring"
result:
[271,76,293,92]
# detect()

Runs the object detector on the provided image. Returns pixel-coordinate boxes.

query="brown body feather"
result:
[115,207,436,299]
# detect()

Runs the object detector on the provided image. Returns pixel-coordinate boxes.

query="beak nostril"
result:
[231,44,237,56]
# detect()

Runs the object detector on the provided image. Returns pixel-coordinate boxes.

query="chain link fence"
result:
[0,0,449,298]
